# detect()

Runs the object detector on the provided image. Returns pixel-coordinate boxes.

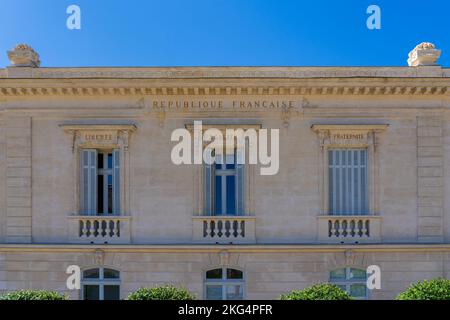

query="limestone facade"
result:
[0,44,450,299]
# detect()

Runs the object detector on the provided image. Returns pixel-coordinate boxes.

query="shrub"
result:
[280,283,353,300]
[0,289,67,300]
[396,278,450,300]
[127,285,195,300]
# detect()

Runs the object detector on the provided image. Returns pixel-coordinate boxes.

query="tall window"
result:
[204,151,244,216]
[81,149,120,215]
[81,267,120,300]
[205,268,244,300]
[328,149,368,215]
[330,267,367,299]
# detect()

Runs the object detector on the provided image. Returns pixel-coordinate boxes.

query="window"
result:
[81,149,120,215]
[328,149,368,215]
[81,267,120,300]
[330,267,367,299]
[204,151,244,216]
[205,268,244,300]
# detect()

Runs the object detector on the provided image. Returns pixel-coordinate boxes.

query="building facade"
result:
[0,43,449,300]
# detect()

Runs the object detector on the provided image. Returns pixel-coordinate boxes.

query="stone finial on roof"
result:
[407,42,441,67]
[7,44,40,67]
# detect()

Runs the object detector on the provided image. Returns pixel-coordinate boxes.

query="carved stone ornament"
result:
[219,250,230,266]
[311,124,388,149]
[7,44,41,67]
[93,249,105,265]
[59,123,137,152]
[407,42,441,67]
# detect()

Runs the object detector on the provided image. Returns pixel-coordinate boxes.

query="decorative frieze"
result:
[0,85,447,97]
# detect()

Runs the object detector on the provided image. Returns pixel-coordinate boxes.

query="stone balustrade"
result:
[68,216,131,244]
[318,215,381,243]
[192,216,256,243]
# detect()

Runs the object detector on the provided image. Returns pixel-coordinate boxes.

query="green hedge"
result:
[0,289,67,300]
[127,285,195,300]
[280,283,353,300]
[396,278,450,300]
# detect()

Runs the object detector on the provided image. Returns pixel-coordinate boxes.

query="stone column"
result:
[6,115,32,243]
[417,116,444,242]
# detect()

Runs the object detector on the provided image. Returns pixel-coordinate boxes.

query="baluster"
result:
[350,220,355,238]
[337,220,343,237]
[203,221,209,238]
[361,220,368,237]
[329,220,335,237]
[342,220,348,237]
[225,220,231,238]
[109,220,115,237]
[80,220,87,238]
[217,220,223,238]
[234,220,240,238]
[210,221,216,238]
[116,220,120,237]
[240,220,245,237]
[86,220,92,238]
[357,220,363,237]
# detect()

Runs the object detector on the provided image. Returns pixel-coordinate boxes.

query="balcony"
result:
[68,215,131,244]
[192,216,256,244]
[318,215,382,243]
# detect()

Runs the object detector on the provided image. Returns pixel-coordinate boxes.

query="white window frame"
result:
[188,124,261,218]
[60,124,136,217]
[204,267,245,300]
[81,267,121,300]
[330,267,368,300]
[213,152,239,216]
[311,124,388,216]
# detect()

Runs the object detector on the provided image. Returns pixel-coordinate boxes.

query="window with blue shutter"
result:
[204,150,245,216]
[328,149,368,215]
[80,149,120,216]
[81,149,97,215]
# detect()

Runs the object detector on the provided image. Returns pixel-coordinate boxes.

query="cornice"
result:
[1,243,450,254]
[0,77,448,97]
[0,66,448,79]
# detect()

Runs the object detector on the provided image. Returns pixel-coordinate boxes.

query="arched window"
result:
[205,268,244,300]
[81,267,120,300]
[330,267,367,299]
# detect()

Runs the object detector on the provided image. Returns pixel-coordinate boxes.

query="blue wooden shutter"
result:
[236,150,245,215]
[329,149,368,215]
[81,149,97,215]
[113,149,120,215]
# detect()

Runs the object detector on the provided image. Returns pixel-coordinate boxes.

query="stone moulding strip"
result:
[2,244,450,254]
[0,80,449,97]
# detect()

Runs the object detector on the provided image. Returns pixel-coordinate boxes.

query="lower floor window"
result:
[205,268,244,300]
[82,267,120,300]
[330,267,367,299]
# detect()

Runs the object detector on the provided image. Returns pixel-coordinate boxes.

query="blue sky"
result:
[0,0,448,67]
